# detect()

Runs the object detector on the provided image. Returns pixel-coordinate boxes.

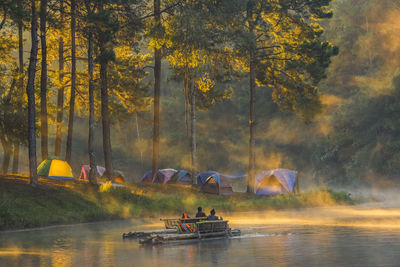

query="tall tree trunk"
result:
[152,0,161,182]
[12,143,19,173]
[247,57,256,193]
[189,77,197,184]
[54,0,64,157]
[100,62,113,177]
[184,65,190,136]
[1,137,12,174]
[40,0,48,161]
[65,0,76,163]
[12,19,24,173]
[88,31,97,184]
[27,0,39,186]
[135,112,143,166]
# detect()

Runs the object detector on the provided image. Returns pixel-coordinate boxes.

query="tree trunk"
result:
[1,137,12,174]
[152,0,161,182]
[12,19,24,173]
[190,77,197,184]
[27,0,39,186]
[12,142,19,173]
[100,62,113,178]
[135,112,143,166]
[247,57,256,193]
[184,66,190,136]
[40,0,48,161]
[65,0,76,163]
[54,0,64,157]
[88,31,97,184]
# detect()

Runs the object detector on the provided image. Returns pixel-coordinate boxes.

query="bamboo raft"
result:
[123,218,241,245]
[160,217,208,229]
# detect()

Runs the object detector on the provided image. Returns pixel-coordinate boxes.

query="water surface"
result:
[1,207,400,267]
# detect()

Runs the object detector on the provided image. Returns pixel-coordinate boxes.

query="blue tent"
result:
[141,170,153,183]
[197,171,233,195]
[255,169,297,195]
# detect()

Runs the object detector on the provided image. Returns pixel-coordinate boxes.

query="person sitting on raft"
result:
[182,212,190,219]
[207,209,220,220]
[195,206,206,218]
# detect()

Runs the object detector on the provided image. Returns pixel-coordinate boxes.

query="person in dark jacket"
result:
[195,207,206,217]
[207,209,219,220]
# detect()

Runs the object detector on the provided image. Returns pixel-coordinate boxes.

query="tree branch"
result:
[140,0,184,21]
[0,8,7,30]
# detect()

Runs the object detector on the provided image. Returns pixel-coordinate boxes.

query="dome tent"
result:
[255,169,297,195]
[141,169,177,184]
[37,158,74,180]
[141,170,153,183]
[141,169,191,185]
[79,165,106,180]
[197,171,233,196]
[167,170,191,185]
[79,165,125,184]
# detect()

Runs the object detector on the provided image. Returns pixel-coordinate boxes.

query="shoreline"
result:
[0,176,353,231]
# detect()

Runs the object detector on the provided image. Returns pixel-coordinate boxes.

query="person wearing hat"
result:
[207,209,219,220]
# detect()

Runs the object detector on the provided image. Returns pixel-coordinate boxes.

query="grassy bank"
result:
[0,176,353,230]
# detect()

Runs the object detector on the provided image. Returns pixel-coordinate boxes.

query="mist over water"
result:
[2,201,400,267]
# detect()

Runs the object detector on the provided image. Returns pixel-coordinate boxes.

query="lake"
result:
[1,206,400,266]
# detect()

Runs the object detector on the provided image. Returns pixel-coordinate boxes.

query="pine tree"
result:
[26,0,39,186]
[65,0,77,163]
[40,0,48,161]
[152,0,162,182]
[54,0,65,157]
[163,0,236,182]
[227,0,338,192]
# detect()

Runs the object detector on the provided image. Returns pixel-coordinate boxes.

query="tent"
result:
[141,170,153,183]
[197,171,233,196]
[220,173,247,192]
[167,170,192,185]
[140,169,178,184]
[79,165,106,180]
[79,165,125,184]
[255,169,297,196]
[37,159,74,180]
[113,170,126,184]
[153,169,177,184]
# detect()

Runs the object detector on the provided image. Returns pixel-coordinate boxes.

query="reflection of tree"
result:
[51,248,73,267]
[103,235,115,267]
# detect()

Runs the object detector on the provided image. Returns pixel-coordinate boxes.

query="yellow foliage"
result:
[167,48,207,69]
[195,73,215,92]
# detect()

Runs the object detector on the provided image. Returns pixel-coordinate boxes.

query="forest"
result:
[0,0,398,190]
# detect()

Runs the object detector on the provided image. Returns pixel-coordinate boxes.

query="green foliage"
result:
[318,74,400,183]
[228,0,338,122]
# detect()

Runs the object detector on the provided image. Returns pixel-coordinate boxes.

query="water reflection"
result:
[1,211,400,266]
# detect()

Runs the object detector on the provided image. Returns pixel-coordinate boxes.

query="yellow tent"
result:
[37,159,74,180]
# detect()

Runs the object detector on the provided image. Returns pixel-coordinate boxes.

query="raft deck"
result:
[160,217,207,229]
[138,220,240,245]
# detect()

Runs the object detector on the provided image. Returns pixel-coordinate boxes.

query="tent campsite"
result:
[255,169,297,195]
[167,170,191,185]
[79,165,106,180]
[141,169,176,184]
[78,165,125,184]
[197,171,233,196]
[141,169,191,184]
[37,159,74,180]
